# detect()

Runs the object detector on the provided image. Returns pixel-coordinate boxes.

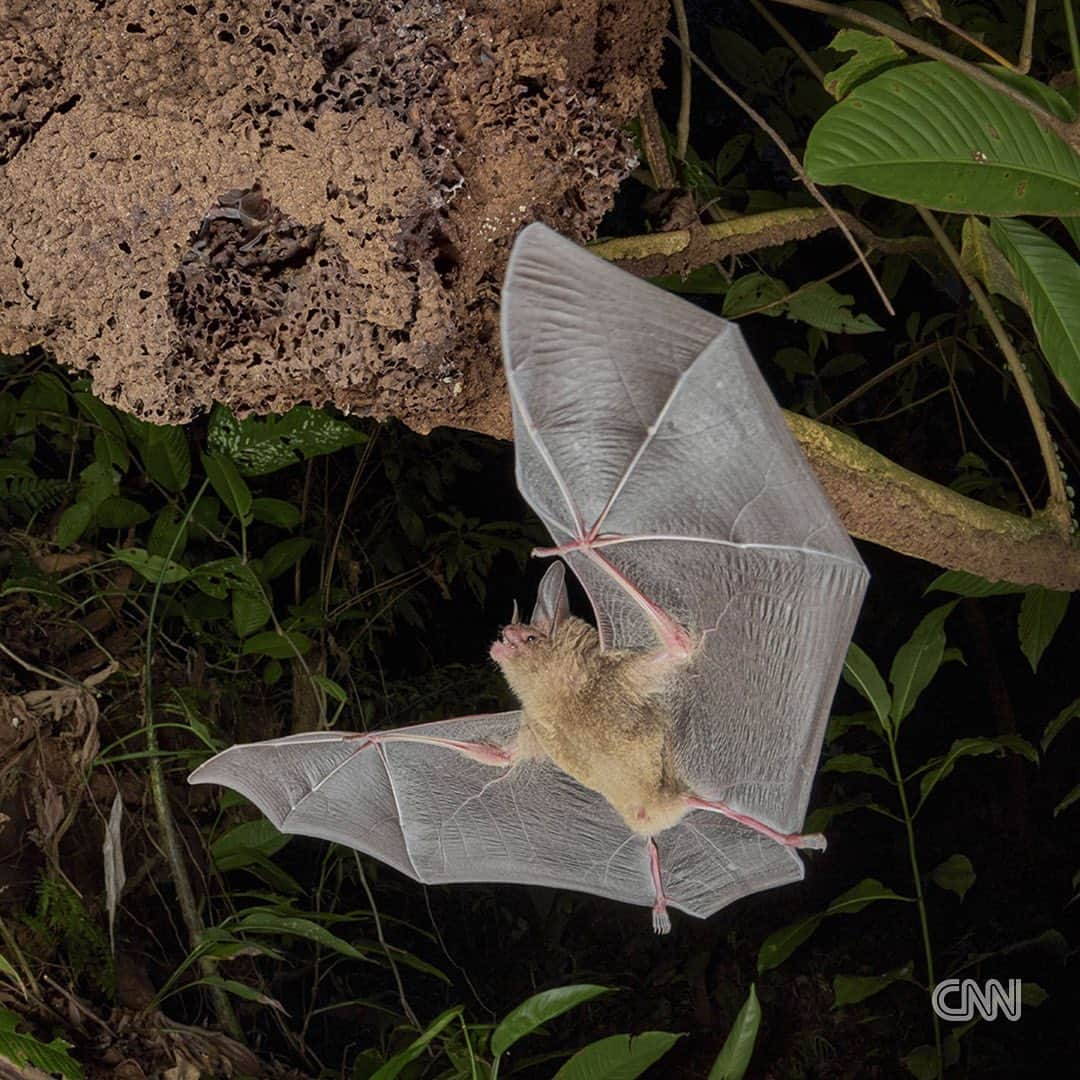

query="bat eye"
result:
[525,634,538,644]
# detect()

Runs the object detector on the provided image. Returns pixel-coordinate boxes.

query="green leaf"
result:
[842,644,892,732]
[0,954,25,996]
[707,984,760,1080]
[757,913,824,973]
[925,569,1026,597]
[251,497,302,528]
[918,735,1038,804]
[1042,695,1080,750]
[191,556,248,598]
[833,963,914,1007]
[368,1007,463,1080]
[211,819,289,871]
[822,753,892,783]
[903,1044,939,1080]
[112,547,190,584]
[197,975,288,1013]
[147,506,189,560]
[760,880,911,972]
[961,217,1028,311]
[141,424,191,492]
[553,1032,683,1080]
[261,537,312,580]
[232,589,272,639]
[492,985,612,1059]
[785,281,883,334]
[0,1007,83,1079]
[19,373,69,420]
[312,674,348,703]
[93,496,149,529]
[889,602,957,728]
[824,30,906,100]
[201,452,253,522]
[74,392,129,471]
[991,218,1080,404]
[1053,783,1080,817]
[826,878,910,914]
[722,272,788,318]
[1017,586,1069,671]
[931,854,976,900]
[207,404,365,476]
[235,910,367,959]
[1022,982,1049,1007]
[805,62,1080,216]
[242,630,312,659]
[56,501,94,548]
[652,266,731,295]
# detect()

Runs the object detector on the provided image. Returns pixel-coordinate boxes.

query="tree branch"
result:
[784,411,1080,590]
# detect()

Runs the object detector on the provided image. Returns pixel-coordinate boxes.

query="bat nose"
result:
[501,625,532,646]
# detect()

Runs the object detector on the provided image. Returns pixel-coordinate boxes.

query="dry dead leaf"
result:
[104,790,125,951]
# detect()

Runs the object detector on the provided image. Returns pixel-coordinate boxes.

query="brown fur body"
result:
[493,615,689,835]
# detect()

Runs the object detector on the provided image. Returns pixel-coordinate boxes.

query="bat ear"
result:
[530,561,570,636]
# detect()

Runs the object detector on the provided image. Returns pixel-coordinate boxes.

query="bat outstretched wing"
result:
[501,224,869,904]
[191,714,731,912]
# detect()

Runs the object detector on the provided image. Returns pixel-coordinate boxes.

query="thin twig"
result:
[671,0,692,160]
[945,346,1036,513]
[0,641,76,688]
[748,0,824,81]
[354,854,420,1030]
[662,30,895,316]
[915,207,1070,529]
[817,339,950,423]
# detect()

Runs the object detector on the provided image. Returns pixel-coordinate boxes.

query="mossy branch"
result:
[784,411,1080,590]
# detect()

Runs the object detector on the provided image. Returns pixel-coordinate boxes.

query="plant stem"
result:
[670,0,692,161]
[915,207,1070,531]
[143,479,242,1040]
[885,731,942,1077]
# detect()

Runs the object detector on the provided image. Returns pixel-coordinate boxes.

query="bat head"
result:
[490,561,585,698]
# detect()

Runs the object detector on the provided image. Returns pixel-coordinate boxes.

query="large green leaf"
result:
[842,643,892,732]
[1017,586,1070,671]
[757,879,911,973]
[368,1007,463,1080]
[917,735,1037,806]
[806,62,1080,216]
[707,984,760,1080]
[553,1032,683,1080]
[990,218,1080,405]
[491,985,612,1059]
[833,963,914,1008]
[889,602,957,728]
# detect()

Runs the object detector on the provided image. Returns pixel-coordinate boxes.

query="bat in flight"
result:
[190,224,869,932]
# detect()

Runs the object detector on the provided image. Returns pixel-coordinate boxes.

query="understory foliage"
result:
[1,1,1079,1077]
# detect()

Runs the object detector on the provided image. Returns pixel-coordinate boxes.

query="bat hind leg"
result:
[647,838,672,935]
[685,795,827,851]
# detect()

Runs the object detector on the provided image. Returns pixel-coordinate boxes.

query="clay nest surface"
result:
[0,0,666,435]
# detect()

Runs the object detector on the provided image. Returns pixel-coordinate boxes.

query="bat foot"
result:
[685,795,828,852]
[652,903,672,935]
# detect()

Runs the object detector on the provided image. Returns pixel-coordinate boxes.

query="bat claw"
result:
[792,832,827,852]
[652,904,672,935]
